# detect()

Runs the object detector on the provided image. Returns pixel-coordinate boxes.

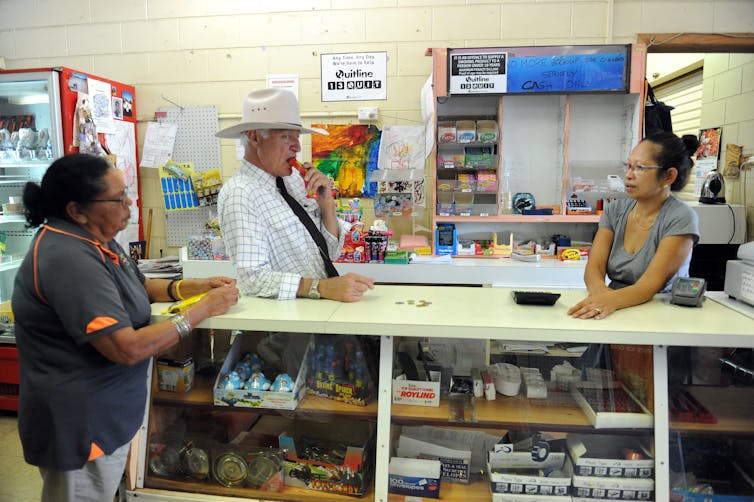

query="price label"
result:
[461,188,471,192]
[439,212,450,217]
[479,212,489,217]
[459,212,471,216]
[443,162,455,169]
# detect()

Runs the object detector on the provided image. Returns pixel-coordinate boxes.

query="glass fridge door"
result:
[0,70,63,328]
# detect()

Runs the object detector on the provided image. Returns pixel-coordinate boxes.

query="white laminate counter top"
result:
[180,253,588,288]
[152,285,754,348]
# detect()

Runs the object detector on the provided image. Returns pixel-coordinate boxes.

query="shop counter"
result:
[130,285,754,502]
[151,285,753,348]
[181,249,588,288]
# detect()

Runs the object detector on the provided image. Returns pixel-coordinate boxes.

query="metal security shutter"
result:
[651,68,704,200]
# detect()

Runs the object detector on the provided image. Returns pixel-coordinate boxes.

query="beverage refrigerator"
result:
[0,66,141,410]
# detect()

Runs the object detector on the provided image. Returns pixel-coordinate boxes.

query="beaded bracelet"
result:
[167,279,179,302]
[170,313,192,340]
[175,279,186,301]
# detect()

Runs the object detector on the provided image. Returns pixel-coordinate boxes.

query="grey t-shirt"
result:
[600,196,699,292]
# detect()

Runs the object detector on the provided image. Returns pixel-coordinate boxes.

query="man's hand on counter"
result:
[319,274,376,302]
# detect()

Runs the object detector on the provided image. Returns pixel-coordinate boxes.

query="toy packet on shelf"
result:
[278,418,375,497]
[305,334,378,406]
[213,335,310,410]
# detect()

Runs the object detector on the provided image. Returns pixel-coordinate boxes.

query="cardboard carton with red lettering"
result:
[392,375,441,407]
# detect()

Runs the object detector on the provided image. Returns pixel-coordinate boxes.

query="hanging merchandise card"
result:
[140,122,178,168]
[159,161,199,212]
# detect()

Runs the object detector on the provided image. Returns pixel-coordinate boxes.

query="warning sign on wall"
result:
[449,50,508,95]
[321,52,387,102]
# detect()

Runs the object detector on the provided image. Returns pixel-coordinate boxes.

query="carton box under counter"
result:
[279,418,374,497]
[488,456,573,497]
[213,336,308,410]
[389,457,442,498]
[392,375,441,407]
[567,434,654,479]
[492,494,572,501]
[156,356,195,393]
[572,473,654,500]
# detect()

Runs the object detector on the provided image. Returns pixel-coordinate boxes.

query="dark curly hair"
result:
[22,153,111,228]
[641,132,700,192]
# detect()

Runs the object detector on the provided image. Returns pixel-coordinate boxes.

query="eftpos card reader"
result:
[670,277,707,307]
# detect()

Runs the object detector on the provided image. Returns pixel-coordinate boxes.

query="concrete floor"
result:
[0,411,42,502]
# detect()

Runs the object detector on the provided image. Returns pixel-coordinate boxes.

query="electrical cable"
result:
[727,203,736,245]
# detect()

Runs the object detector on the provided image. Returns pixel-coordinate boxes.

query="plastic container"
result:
[456,120,476,143]
[437,121,457,143]
[500,172,512,214]
[476,120,498,143]
[437,145,465,168]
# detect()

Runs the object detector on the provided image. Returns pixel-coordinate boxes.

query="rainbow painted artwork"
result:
[311,124,381,197]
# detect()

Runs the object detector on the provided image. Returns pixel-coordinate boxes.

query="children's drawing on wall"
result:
[311,124,381,197]
[377,125,425,171]
[374,193,412,217]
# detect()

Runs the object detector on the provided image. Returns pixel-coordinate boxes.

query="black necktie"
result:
[276,176,339,278]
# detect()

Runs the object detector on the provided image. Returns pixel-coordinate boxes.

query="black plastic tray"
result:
[512,291,561,306]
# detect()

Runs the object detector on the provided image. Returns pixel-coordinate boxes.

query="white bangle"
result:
[170,313,192,340]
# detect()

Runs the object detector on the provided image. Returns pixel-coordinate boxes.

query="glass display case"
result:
[667,346,754,500]
[143,329,380,500]
[132,287,754,502]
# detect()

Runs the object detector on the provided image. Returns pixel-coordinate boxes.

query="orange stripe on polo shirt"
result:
[88,442,105,461]
[86,316,118,334]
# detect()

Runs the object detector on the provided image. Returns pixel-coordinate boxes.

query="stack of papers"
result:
[137,256,182,279]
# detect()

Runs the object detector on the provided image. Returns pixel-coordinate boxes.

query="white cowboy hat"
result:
[215,88,328,138]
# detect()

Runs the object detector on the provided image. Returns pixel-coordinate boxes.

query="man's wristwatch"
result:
[308,278,321,299]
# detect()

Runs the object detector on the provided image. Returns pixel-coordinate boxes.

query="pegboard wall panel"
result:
[157,106,222,246]
[165,206,213,246]
[158,106,221,172]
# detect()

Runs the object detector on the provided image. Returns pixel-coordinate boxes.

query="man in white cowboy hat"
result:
[216,88,375,302]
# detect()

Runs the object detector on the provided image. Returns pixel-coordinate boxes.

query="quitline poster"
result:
[321,52,387,102]
[449,51,508,94]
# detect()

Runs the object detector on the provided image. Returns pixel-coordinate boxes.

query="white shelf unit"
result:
[429,45,646,253]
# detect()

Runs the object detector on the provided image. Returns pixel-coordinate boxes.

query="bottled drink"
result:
[500,171,512,214]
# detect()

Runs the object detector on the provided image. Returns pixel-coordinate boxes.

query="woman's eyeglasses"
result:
[623,162,663,173]
[91,192,129,205]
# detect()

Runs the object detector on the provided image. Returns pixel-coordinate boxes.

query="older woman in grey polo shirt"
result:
[568,132,701,320]
[12,154,239,502]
